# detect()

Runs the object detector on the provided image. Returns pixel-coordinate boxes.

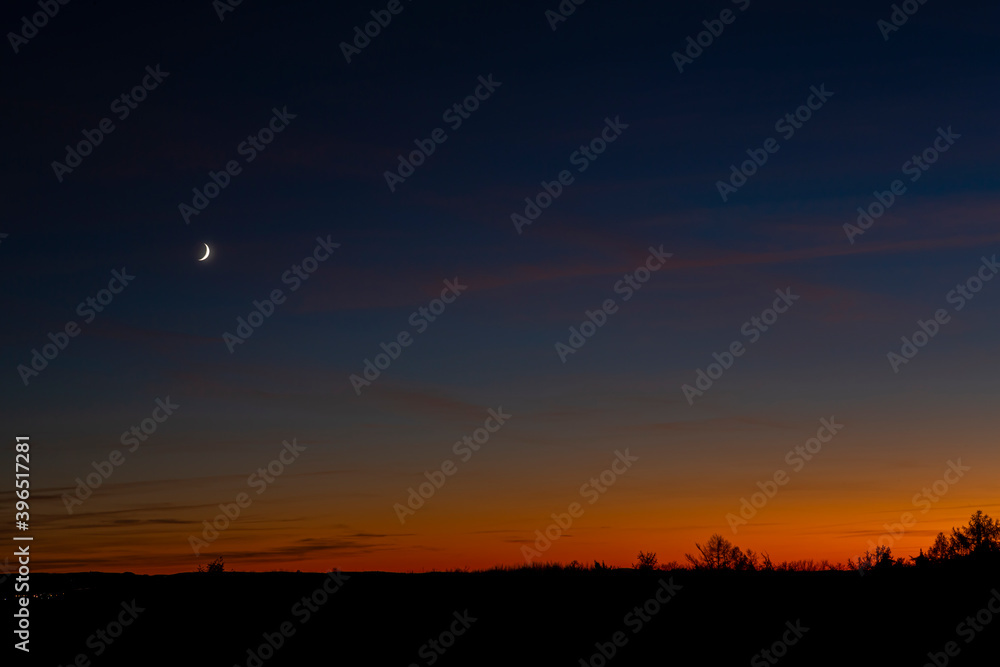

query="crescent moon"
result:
[198,243,211,261]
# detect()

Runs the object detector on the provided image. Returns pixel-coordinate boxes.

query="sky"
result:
[1,0,999,574]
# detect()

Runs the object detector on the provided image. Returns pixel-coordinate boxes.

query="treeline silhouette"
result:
[471,509,1000,574]
[45,509,1000,666]
[192,510,1000,575]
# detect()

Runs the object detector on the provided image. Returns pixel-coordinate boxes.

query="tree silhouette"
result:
[927,531,958,561]
[686,534,758,571]
[953,510,1000,556]
[848,545,895,574]
[927,510,1000,561]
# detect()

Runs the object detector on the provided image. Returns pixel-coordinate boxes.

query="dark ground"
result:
[12,566,1000,665]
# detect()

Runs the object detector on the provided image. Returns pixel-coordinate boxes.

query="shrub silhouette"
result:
[197,556,225,574]
[634,551,658,571]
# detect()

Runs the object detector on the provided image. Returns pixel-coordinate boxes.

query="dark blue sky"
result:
[2,0,999,572]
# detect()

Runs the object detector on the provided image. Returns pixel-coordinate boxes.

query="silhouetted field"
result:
[25,563,1000,666]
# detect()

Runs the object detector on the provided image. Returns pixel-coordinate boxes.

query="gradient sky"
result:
[2,0,999,574]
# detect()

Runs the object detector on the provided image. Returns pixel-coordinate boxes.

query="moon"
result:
[198,243,211,261]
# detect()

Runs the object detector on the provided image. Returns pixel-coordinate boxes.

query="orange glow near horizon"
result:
[22,373,1000,576]
[32,474,1000,574]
